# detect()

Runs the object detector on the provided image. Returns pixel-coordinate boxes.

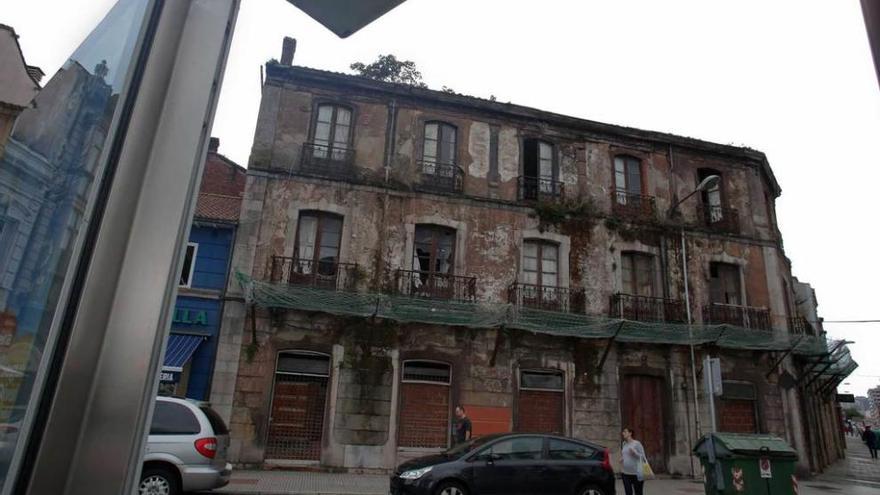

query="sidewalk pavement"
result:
[207,472,880,495]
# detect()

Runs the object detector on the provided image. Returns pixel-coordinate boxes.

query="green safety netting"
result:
[236,272,844,359]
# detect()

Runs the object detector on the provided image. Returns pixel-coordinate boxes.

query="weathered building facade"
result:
[211,50,849,476]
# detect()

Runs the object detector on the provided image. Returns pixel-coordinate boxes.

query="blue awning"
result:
[162,334,206,372]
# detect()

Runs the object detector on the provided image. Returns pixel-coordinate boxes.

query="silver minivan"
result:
[140,397,232,495]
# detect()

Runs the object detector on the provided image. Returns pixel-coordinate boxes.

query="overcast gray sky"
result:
[6,0,880,396]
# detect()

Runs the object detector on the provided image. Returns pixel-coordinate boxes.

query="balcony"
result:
[508,282,586,313]
[611,189,656,219]
[698,204,740,233]
[395,270,476,302]
[517,176,564,202]
[703,302,772,330]
[299,142,355,179]
[270,256,359,291]
[610,293,687,323]
[788,316,816,335]
[416,160,463,193]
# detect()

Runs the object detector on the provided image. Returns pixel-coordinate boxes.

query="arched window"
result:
[311,103,352,159]
[266,351,331,460]
[399,361,451,448]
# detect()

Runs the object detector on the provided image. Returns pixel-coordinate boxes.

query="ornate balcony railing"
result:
[299,142,356,179]
[610,293,687,323]
[698,205,740,233]
[788,316,816,335]
[395,270,476,302]
[416,160,463,193]
[703,302,772,330]
[507,282,586,313]
[518,176,564,202]
[270,256,360,291]
[611,189,656,219]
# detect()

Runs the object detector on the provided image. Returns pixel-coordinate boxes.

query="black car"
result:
[390,433,615,495]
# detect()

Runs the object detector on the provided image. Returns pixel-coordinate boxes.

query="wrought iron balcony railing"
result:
[270,256,359,291]
[698,205,740,233]
[611,189,656,219]
[416,160,464,193]
[518,176,564,202]
[610,293,687,323]
[299,142,356,179]
[508,282,586,313]
[395,269,476,302]
[788,316,817,335]
[703,302,772,330]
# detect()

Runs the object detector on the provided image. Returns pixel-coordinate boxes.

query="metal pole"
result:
[683,228,702,438]
[705,355,718,433]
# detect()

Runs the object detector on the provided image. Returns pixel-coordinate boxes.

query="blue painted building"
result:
[159,137,246,400]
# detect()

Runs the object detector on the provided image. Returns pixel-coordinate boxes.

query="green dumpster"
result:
[693,433,799,495]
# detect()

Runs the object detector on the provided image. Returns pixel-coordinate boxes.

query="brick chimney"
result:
[281,37,297,66]
[209,137,220,153]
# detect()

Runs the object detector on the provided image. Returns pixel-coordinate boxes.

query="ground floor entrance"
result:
[620,373,667,473]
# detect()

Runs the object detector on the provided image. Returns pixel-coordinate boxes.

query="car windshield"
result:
[444,434,503,457]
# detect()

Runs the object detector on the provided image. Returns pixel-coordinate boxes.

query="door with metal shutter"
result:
[265,352,330,460]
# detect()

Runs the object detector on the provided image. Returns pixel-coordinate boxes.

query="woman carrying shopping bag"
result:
[620,427,653,495]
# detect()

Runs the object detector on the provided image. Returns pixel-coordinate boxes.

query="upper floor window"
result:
[178,242,198,287]
[709,262,741,305]
[614,155,642,203]
[621,252,655,297]
[294,211,343,274]
[698,168,724,222]
[522,139,558,199]
[422,122,457,166]
[413,224,456,275]
[523,240,559,287]
[311,104,352,159]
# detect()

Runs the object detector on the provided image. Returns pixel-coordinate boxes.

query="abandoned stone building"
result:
[208,46,852,476]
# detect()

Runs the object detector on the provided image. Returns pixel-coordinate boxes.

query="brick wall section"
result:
[398,383,449,448]
[517,390,564,434]
[720,399,758,433]
[200,152,246,196]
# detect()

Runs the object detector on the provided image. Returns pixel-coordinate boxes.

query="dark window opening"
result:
[520,370,564,390]
[179,243,197,287]
[709,262,741,305]
[277,352,331,376]
[403,361,451,384]
[413,225,456,275]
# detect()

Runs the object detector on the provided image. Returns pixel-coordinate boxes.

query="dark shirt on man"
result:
[454,416,472,445]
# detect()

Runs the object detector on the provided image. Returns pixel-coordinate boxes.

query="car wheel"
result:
[139,466,179,495]
[435,480,468,495]
[578,485,607,495]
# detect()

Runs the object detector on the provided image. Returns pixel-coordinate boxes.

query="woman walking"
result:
[621,427,647,495]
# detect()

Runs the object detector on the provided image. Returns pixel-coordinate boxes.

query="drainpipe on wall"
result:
[383,98,398,183]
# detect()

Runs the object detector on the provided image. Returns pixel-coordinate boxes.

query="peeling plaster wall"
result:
[216,75,818,473]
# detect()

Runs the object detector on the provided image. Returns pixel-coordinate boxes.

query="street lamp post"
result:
[667,175,721,447]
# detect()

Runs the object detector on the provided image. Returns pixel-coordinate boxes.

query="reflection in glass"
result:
[0,0,150,487]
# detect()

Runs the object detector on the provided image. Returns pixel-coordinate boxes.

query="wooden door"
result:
[265,374,328,460]
[621,374,667,472]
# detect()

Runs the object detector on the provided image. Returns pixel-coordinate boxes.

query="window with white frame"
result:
[178,242,198,287]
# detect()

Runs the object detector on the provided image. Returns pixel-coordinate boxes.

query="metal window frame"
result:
[274,349,332,378]
[401,359,452,386]
[518,368,565,392]
[21,1,241,494]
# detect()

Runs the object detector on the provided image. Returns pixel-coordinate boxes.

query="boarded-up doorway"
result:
[398,361,451,448]
[620,374,667,473]
[516,369,564,434]
[719,381,758,433]
[265,352,330,460]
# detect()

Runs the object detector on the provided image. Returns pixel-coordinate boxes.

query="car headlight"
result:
[399,466,433,480]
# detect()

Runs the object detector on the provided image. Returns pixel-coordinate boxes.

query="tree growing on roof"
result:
[350,54,427,88]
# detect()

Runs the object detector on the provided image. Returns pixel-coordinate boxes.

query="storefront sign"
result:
[159,371,177,382]
[172,308,208,325]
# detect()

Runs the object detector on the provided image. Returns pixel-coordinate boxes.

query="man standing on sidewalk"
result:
[453,405,472,446]
[862,425,878,460]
